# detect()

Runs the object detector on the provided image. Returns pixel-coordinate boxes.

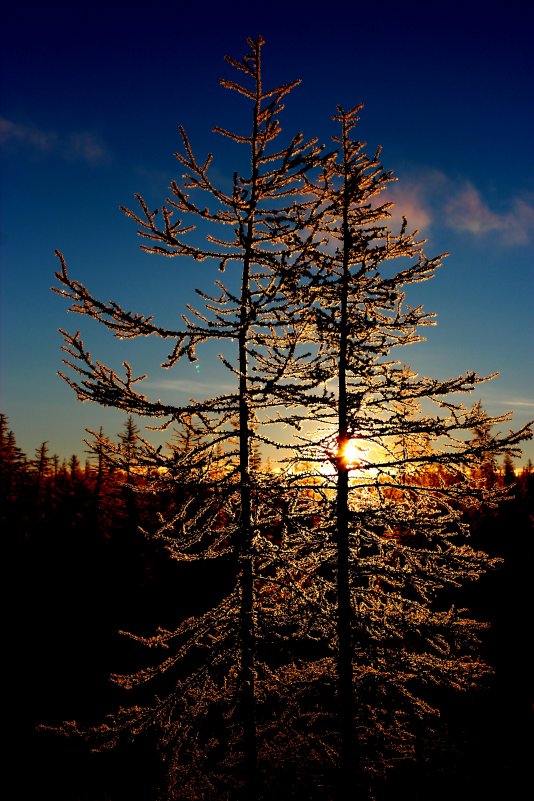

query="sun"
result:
[312,434,374,479]
[340,438,368,469]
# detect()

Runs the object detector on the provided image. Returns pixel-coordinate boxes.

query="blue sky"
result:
[1,0,533,463]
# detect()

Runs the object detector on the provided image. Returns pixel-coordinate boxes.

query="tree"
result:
[52,36,327,799]
[291,104,532,795]
[0,413,28,490]
[469,401,499,487]
[83,425,121,535]
[29,440,52,514]
[49,43,532,801]
[502,452,516,487]
[33,441,50,483]
[118,416,141,483]
[1,413,30,533]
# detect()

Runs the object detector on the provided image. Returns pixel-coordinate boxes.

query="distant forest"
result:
[5,412,533,800]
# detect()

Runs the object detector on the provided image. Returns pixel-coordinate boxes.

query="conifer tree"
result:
[68,453,82,480]
[52,36,326,799]
[32,441,51,508]
[119,416,140,483]
[1,413,30,530]
[502,453,516,487]
[48,42,533,800]
[294,104,532,794]
[33,441,50,481]
[84,425,119,533]
[0,414,28,488]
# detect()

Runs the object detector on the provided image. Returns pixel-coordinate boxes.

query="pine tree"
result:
[84,425,119,535]
[33,441,50,482]
[293,104,532,794]
[0,414,28,487]
[47,44,533,800]
[52,37,326,799]
[469,401,499,487]
[502,452,516,487]
[118,416,140,483]
[31,441,51,510]
[519,458,533,502]
[0,413,30,531]
[68,453,82,480]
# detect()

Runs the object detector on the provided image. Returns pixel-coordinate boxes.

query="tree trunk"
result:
[336,120,356,796]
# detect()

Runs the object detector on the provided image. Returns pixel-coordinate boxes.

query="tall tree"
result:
[52,36,325,798]
[502,453,516,487]
[48,47,532,801]
[118,416,140,483]
[296,104,532,794]
[1,413,30,532]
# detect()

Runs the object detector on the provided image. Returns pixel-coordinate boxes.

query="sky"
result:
[1,0,533,464]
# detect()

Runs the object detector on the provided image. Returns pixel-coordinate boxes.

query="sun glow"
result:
[340,438,369,470]
[317,436,372,477]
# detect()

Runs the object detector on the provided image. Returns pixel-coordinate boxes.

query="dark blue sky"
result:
[1,0,533,461]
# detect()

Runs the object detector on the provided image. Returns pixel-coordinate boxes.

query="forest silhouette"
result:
[7,412,533,799]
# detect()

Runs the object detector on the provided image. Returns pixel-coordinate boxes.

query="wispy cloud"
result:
[468,393,534,415]
[384,182,434,233]
[444,184,534,245]
[0,116,111,165]
[145,378,236,396]
[505,399,534,409]
[444,184,501,235]
[0,117,57,151]
[384,169,534,246]
[65,131,110,164]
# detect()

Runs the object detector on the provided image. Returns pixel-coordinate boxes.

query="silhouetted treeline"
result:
[6,414,231,800]
[4,413,532,800]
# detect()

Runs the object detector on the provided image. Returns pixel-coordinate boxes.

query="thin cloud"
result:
[384,183,433,233]
[444,183,534,245]
[0,116,111,165]
[145,378,236,396]
[505,399,534,409]
[468,394,534,414]
[445,184,501,235]
[383,169,450,235]
[66,132,110,164]
[384,169,534,247]
[0,117,57,151]
[505,199,534,246]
